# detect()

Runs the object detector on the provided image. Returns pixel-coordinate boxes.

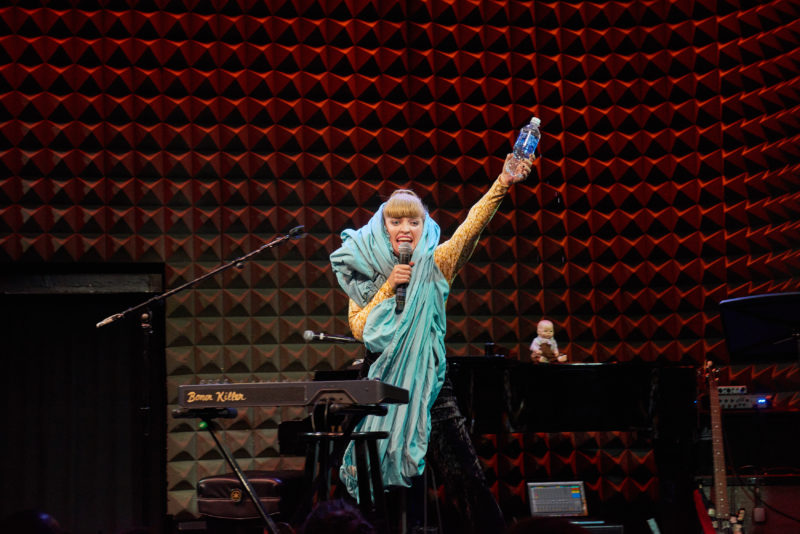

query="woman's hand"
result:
[498,153,536,186]
[387,263,413,290]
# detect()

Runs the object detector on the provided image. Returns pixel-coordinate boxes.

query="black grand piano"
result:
[446,357,697,437]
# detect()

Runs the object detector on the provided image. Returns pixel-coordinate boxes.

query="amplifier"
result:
[718,393,771,410]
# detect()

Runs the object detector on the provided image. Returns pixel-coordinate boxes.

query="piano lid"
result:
[448,359,696,434]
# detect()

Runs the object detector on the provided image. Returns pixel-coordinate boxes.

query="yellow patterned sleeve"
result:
[348,280,395,341]
[434,178,510,282]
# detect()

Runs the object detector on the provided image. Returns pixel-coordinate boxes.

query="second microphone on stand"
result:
[303,330,359,343]
[395,242,412,314]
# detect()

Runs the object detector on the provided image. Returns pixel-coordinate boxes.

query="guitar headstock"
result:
[696,361,717,398]
[702,360,721,388]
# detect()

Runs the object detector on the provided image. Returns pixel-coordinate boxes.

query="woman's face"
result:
[384,215,424,255]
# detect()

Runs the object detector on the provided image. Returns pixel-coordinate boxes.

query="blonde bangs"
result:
[384,189,426,219]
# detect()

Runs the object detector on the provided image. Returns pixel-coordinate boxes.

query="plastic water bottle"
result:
[504,116,541,179]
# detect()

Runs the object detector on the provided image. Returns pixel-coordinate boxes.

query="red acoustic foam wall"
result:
[1,0,799,520]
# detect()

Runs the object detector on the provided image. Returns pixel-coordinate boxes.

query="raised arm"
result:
[348,154,533,339]
[434,154,532,282]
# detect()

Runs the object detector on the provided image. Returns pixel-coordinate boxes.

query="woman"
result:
[329,153,534,531]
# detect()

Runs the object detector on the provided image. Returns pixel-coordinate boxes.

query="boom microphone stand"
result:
[96,225,306,329]
[97,226,306,534]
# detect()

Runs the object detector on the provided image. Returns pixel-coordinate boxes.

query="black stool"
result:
[302,430,389,525]
[197,470,305,533]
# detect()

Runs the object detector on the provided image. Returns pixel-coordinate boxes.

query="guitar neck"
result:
[708,373,730,521]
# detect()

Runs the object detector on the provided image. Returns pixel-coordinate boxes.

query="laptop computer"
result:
[527,480,589,517]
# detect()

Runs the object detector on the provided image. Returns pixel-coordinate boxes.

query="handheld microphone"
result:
[395,242,412,313]
[303,330,359,343]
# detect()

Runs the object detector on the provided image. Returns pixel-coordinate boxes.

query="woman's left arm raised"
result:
[435,154,535,282]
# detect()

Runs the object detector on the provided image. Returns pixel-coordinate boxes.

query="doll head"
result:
[537,319,554,339]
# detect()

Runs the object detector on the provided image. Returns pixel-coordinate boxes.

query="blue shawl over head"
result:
[330,203,449,496]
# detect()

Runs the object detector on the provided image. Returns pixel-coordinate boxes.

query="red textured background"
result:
[1,0,799,526]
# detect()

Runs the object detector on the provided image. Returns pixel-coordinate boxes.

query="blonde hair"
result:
[384,189,427,219]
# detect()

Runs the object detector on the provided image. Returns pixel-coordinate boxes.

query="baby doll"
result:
[530,319,567,363]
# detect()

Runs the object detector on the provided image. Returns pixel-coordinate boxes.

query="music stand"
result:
[719,292,800,364]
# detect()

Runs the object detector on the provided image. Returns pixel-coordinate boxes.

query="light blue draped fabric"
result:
[329,203,449,497]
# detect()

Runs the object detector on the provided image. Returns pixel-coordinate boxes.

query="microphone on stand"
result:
[288,225,306,239]
[96,313,123,329]
[395,242,412,314]
[303,330,359,343]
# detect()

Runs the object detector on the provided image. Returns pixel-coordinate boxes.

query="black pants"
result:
[426,376,505,534]
[361,353,505,533]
